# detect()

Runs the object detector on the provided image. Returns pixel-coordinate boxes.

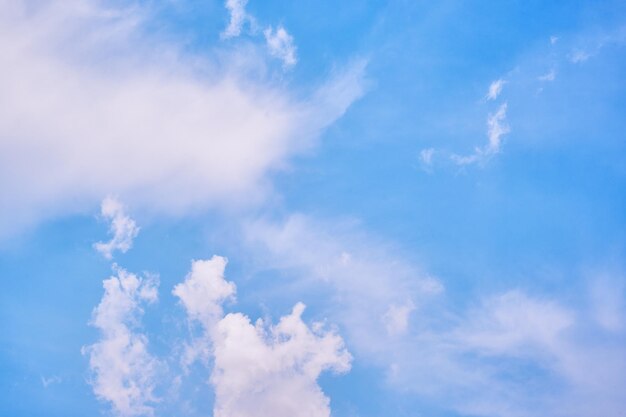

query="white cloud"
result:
[419,148,435,171]
[384,302,415,336]
[83,266,160,417]
[570,49,591,63]
[0,1,365,238]
[243,214,443,359]
[264,26,297,68]
[538,69,556,82]
[452,102,509,166]
[172,256,236,368]
[486,78,506,101]
[385,286,626,417]
[212,303,351,417]
[173,256,236,329]
[221,0,250,39]
[590,274,625,332]
[242,213,626,416]
[41,375,62,388]
[486,102,510,153]
[550,36,559,45]
[173,254,351,417]
[456,290,574,356]
[94,197,140,259]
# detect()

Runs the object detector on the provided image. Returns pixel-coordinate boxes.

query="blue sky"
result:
[1,1,626,416]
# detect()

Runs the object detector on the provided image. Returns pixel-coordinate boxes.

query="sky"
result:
[1,1,626,416]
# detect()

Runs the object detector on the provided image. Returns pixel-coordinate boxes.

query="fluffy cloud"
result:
[94,197,140,259]
[264,26,297,68]
[173,256,236,330]
[212,303,351,417]
[83,267,159,416]
[172,256,236,368]
[0,1,365,238]
[173,254,351,417]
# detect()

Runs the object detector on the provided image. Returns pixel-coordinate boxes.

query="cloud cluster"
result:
[212,303,351,417]
[0,0,364,238]
[86,208,351,417]
[244,214,626,417]
[220,0,297,68]
[173,255,352,417]
[83,267,159,416]
[172,256,237,368]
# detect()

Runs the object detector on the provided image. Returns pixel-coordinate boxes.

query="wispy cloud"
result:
[452,102,510,165]
[240,211,626,416]
[486,78,506,101]
[220,0,297,69]
[419,148,435,172]
[0,1,366,238]
[384,302,415,336]
[570,49,591,63]
[538,68,556,82]
[244,214,443,359]
[41,375,62,388]
[94,197,139,260]
[486,102,510,153]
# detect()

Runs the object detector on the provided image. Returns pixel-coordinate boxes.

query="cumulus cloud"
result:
[83,267,160,416]
[94,197,139,259]
[264,26,297,68]
[172,256,236,368]
[173,254,351,417]
[221,0,250,39]
[212,303,351,417]
[486,78,506,101]
[0,1,366,238]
